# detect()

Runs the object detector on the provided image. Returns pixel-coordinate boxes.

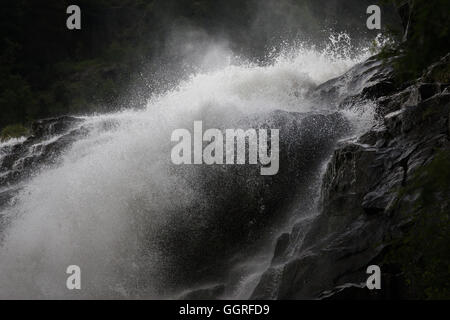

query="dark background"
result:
[0,0,402,136]
[4,0,449,138]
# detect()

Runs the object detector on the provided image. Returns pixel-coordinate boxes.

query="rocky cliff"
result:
[251,52,450,299]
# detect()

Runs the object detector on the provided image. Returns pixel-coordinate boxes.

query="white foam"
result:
[0,39,372,299]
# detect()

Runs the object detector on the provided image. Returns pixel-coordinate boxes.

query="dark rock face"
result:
[0,116,86,233]
[0,116,86,189]
[252,53,450,299]
[310,55,398,110]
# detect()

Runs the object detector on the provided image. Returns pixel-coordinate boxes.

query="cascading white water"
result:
[0,37,375,299]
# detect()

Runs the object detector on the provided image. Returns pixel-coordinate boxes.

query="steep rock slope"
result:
[252,53,450,299]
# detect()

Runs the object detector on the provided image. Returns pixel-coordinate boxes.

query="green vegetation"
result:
[424,60,450,83]
[0,124,29,141]
[388,150,450,299]
[0,0,167,130]
[381,1,450,296]
[383,0,450,81]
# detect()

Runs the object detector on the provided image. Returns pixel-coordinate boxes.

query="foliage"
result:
[383,0,450,81]
[0,124,29,141]
[387,150,450,299]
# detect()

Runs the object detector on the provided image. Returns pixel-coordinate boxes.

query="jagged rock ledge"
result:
[252,53,450,299]
[0,116,86,188]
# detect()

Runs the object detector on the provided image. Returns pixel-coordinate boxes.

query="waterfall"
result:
[0,38,375,299]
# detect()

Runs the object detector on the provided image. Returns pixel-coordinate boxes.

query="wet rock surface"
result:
[252,53,450,299]
[0,116,87,234]
[0,116,86,189]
